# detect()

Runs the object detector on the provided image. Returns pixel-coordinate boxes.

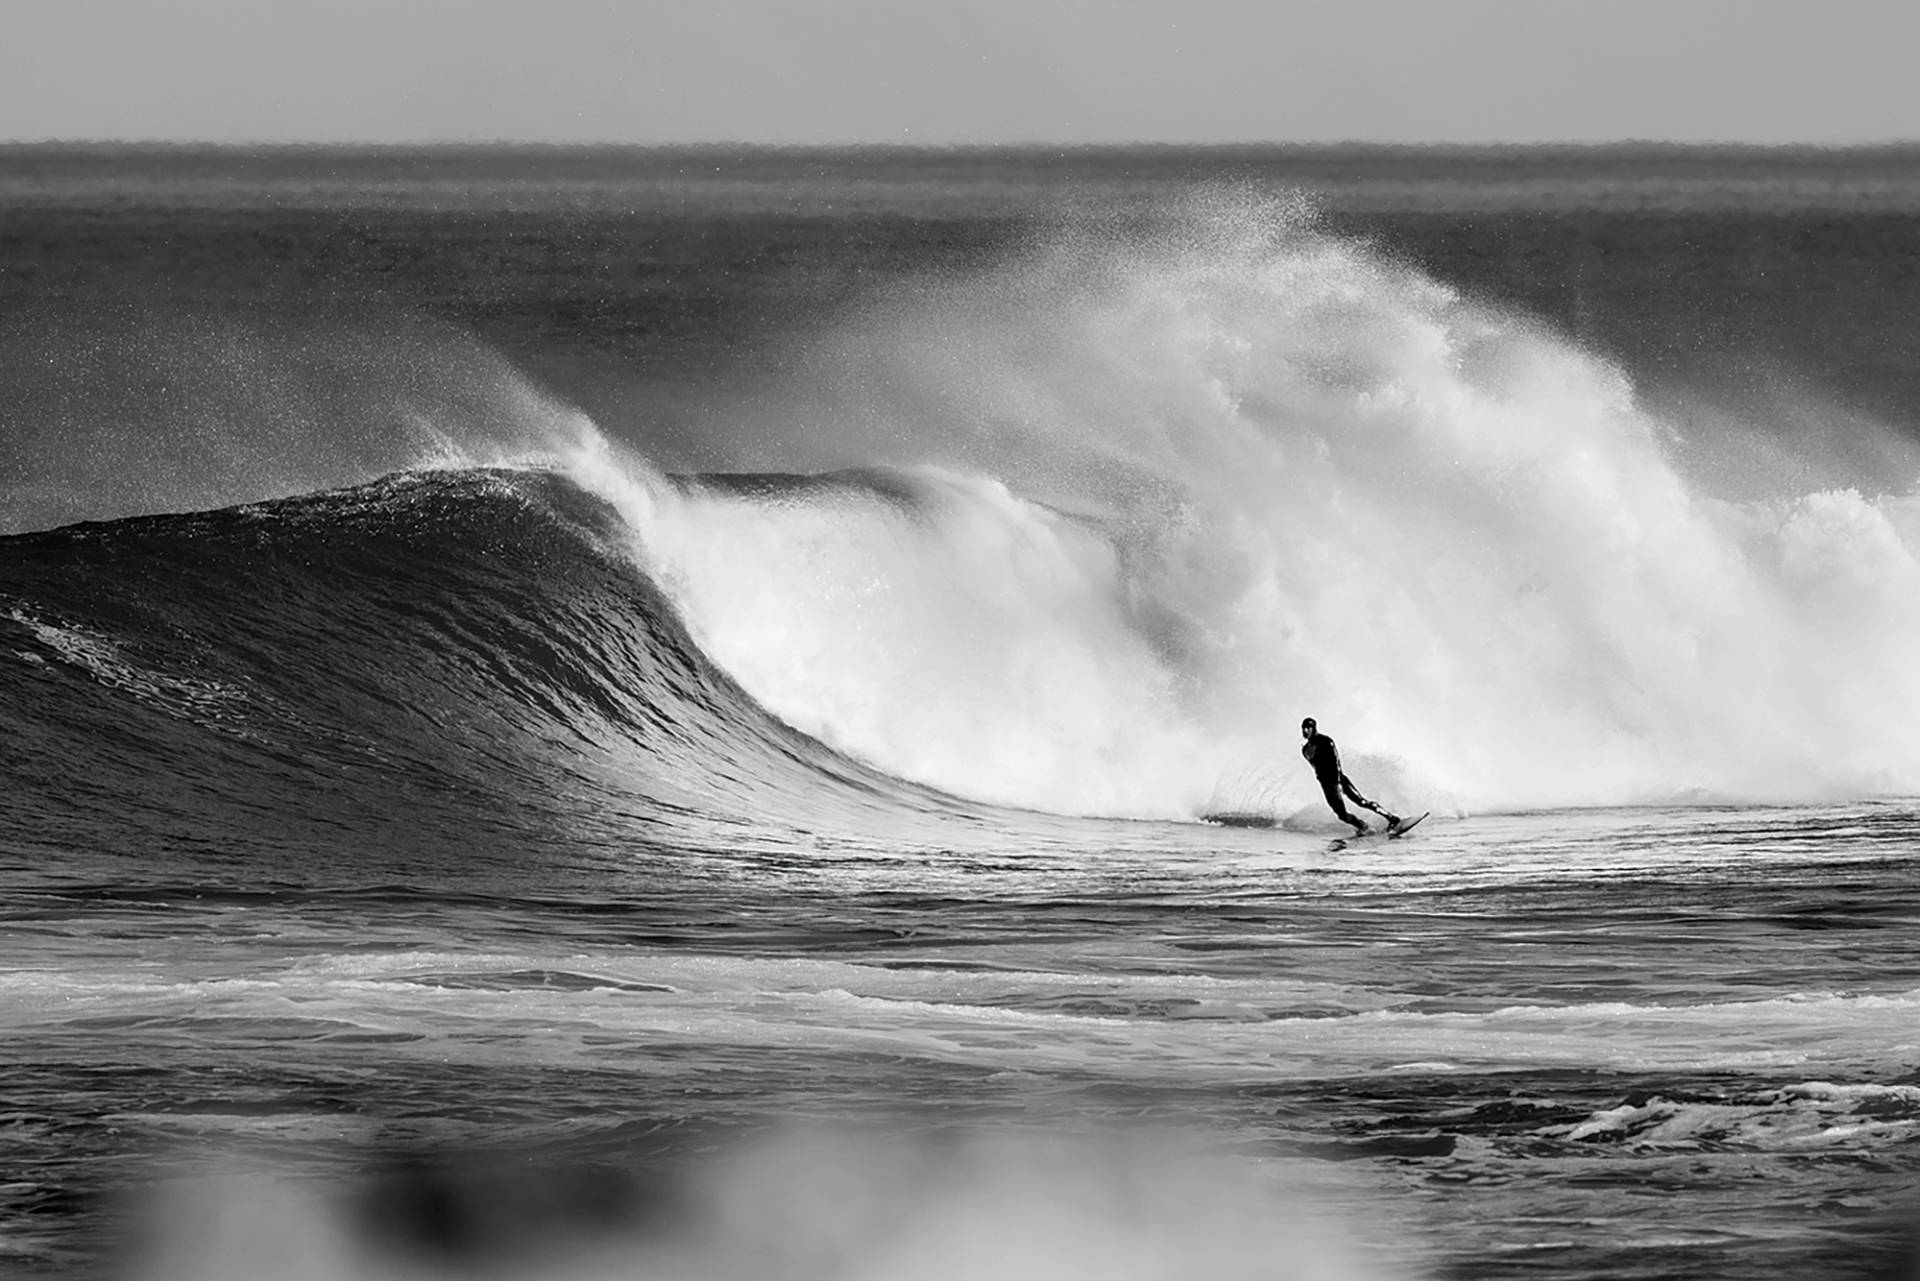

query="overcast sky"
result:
[5,0,1918,146]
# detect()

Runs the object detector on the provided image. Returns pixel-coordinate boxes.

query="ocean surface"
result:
[3,145,1920,1280]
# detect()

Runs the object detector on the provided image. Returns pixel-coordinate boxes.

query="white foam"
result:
[17,943,1911,1084]
[1561,1080,1920,1150]
[557,195,1920,816]
[8,606,251,729]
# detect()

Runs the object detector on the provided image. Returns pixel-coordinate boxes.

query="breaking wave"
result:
[578,195,1920,815]
[6,194,1919,824]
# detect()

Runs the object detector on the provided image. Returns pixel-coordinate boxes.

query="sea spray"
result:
[0,310,578,536]
[560,194,1920,815]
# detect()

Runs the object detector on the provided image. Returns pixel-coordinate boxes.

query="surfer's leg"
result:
[1322,777,1369,833]
[1340,776,1399,826]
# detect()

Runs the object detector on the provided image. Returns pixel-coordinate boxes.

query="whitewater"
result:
[4,147,1920,1281]
[449,195,1920,818]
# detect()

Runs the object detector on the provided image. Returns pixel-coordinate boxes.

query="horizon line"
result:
[6,137,1920,154]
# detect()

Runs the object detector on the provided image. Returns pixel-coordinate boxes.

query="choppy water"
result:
[8,802,1920,1279]
[3,146,1919,1279]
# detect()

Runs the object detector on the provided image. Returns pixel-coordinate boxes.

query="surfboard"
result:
[1332,812,1430,847]
[1388,812,1429,839]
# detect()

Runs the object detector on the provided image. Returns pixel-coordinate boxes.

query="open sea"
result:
[4,145,1920,1280]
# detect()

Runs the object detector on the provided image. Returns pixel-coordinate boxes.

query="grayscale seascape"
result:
[4,146,1920,1280]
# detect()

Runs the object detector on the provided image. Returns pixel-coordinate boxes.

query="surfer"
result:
[1300,717,1399,835]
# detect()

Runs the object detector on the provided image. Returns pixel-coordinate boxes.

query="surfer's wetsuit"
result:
[1301,728,1395,834]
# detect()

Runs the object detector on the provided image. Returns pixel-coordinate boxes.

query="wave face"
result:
[6,196,1920,823]
[0,471,958,869]
[550,196,1920,817]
